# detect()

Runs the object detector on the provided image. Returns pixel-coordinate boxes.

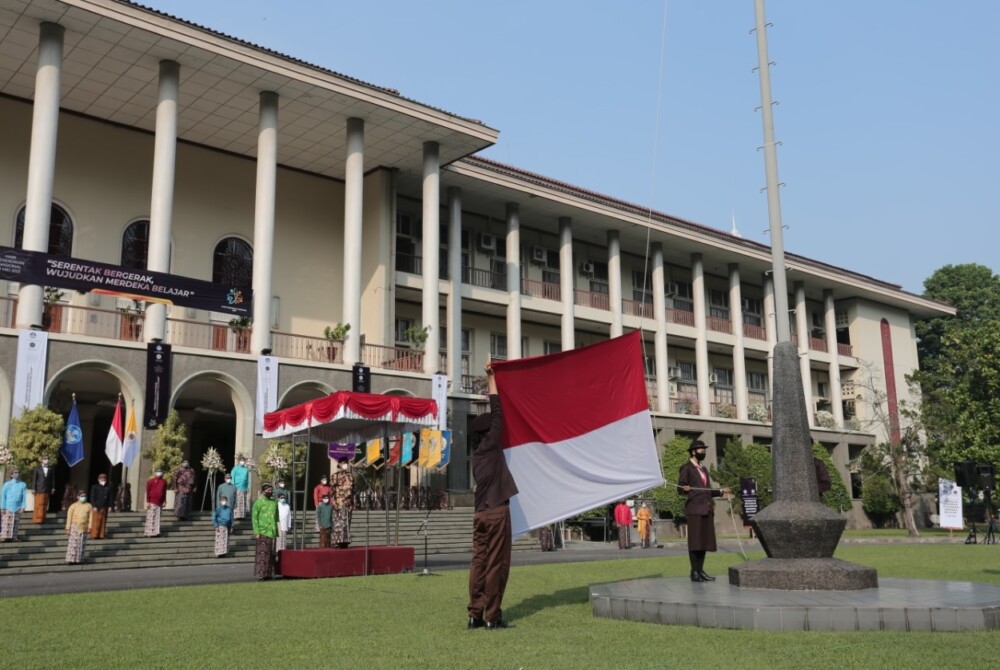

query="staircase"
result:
[0,508,538,575]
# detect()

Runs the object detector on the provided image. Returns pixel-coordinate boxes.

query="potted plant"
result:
[402,325,428,371]
[229,315,252,353]
[42,286,65,332]
[323,322,350,362]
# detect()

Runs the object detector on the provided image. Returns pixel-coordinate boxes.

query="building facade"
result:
[0,1,952,526]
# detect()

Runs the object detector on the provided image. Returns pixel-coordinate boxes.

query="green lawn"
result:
[2,545,999,669]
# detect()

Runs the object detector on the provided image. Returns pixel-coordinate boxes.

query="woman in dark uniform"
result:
[678,440,731,582]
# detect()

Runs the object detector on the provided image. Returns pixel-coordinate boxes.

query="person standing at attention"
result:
[172,459,196,520]
[276,493,291,552]
[89,474,113,539]
[467,362,518,631]
[678,440,731,582]
[252,483,279,580]
[144,469,167,537]
[613,500,632,550]
[1,470,27,542]
[65,490,93,564]
[316,494,333,548]
[330,458,354,548]
[31,455,56,523]
[636,502,654,549]
[213,495,234,557]
[231,456,251,521]
[216,473,237,512]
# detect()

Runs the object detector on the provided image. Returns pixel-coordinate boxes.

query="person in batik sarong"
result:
[216,473,237,512]
[331,459,354,548]
[231,457,251,520]
[213,496,234,557]
[172,460,196,520]
[252,484,279,580]
[1,470,27,542]
[277,493,291,551]
[144,469,167,537]
[65,491,93,564]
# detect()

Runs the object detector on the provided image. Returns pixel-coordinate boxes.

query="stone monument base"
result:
[729,557,878,591]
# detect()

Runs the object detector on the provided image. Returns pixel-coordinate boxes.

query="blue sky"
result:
[141,1,999,294]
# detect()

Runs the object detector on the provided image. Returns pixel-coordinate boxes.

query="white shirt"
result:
[278,501,291,532]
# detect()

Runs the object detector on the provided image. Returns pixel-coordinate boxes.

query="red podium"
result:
[279,546,415,579]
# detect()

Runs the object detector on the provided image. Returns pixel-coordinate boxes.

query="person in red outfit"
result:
[144,469,167,537]
[614,500,632,550]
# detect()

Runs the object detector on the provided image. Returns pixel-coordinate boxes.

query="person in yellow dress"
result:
[636,502,653,548]
[65,492,93,564]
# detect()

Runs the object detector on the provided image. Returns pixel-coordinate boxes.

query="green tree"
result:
[861,474,900,528]
[913,264,1000,469]
[648,435,693,520]
[9,406,64,472]
[710,439,773,519]
[813,444,851,512]
[142,410,186,484]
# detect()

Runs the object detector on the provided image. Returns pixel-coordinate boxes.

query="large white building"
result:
[0,0,952,525]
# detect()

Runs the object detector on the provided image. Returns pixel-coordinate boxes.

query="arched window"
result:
[212,237,253,286]
[15,203,73,256]
[121,219,150,269]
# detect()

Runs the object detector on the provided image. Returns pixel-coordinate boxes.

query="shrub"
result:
[142,410,186,484]
[748,403,769,422]
[8,406,63,472]
[816,410,836,429]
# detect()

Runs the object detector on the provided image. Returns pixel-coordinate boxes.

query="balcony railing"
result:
[360,343,423,372]
[809,337,828,353]
[837,342,854,357]
[742,323,766,340]
[467,267,506,291]
[521,278,560,301]
[622,299,653,319]
[666,308,695,327]
[574,289,610,311]
[706,316,732,334]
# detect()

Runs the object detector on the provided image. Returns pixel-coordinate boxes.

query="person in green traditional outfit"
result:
[252,483,279,580]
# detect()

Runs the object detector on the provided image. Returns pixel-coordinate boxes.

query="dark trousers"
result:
[467,505,512,624]
[319,527,332,548]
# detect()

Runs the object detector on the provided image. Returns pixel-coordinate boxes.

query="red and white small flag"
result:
[493,331,664,536]
[105,397,124,466]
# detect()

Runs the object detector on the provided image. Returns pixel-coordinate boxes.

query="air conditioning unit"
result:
[530,246,547,264]
[667,366,681,380]
[580,261,595,276]
[708,373,719,385]
[477,233,496,253]
[665,282,679,297]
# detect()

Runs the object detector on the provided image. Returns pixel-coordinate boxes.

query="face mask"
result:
[221,501,228,506]
[277,483,285,488]
[78,496,87,502]
[695,452,706,462]
[99,480,107,486]
[341,463,349,471]
[264,491,273,498]
[322,498,330,504]
[225,479,231,483]
[156,472,163,478]
[321,480,328,485]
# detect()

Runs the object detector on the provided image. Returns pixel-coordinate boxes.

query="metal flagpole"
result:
[383,425,390,546]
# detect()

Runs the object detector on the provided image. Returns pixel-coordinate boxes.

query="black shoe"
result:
[690,571,706,582]
[485,619,512,630]
[698,571,716,582]
[467,616,485,630]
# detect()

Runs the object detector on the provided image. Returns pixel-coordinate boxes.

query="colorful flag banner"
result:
[366,439,383,469]
[435,430,452,471]
[105,397,124,466]
[425,430,443,469]
[386,438,401,467]
[418,429,432,468]
[60,400,84,467]
[328,443,357,461]
[400,433,415,466]
[121,403,141,467]
[494,331,664,536]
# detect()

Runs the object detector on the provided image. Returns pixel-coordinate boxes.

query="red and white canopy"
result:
[262,391,438,444]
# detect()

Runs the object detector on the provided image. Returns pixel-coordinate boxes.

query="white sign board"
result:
[938,478,963,530]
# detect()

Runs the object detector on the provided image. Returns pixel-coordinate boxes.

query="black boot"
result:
[698,571,716,581]
[690,571,706,582]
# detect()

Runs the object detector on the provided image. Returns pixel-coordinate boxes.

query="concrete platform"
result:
[590,576,1000,631]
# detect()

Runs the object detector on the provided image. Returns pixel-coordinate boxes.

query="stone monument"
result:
[728,341,878,590]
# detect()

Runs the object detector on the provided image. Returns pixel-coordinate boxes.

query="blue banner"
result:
[400,433,415,466]
[60,401,84,467]
[436,430,452,471]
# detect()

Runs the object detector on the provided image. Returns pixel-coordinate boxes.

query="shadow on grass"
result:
[506,573,664,620]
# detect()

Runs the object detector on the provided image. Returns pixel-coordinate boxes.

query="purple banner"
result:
[0,245,251,316]
[328,443,356,461]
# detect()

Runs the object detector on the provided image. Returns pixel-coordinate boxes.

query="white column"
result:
[18,23,64,328]
[446,187,463,384]
[559,217,574,352]
[824,289,844,427]
[144,60,180,341]
[763,275,776,403]
[651,243,669,412]
[342,118,364,365]
[794,282,814,425]
[505,203,522,360]
[608,230,623,337]
[729,264,748,421]
[692,254,710,416]
[250,91,279,355]
[421,141,440,374]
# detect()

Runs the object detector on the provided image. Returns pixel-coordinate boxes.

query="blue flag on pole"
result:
[60,401,84,467]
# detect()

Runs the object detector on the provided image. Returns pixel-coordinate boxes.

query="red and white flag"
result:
[105,397,124,466]
[493,331,664,536]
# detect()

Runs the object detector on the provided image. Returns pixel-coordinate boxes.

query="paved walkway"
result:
[0,535,961,599]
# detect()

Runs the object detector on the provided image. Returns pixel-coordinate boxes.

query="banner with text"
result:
[938,478,963,530]
[144,342,172,428]
[13,329,47,418]
[0,245,251,316]
[255,355,278,434]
